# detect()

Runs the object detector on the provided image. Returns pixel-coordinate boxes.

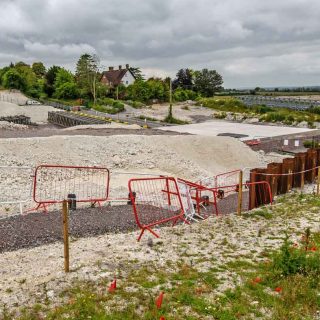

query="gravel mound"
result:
[0,121,28,130]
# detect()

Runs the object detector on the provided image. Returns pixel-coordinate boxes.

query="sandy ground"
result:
[160,120,314,140]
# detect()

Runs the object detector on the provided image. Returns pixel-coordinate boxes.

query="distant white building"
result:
[101,64,136,88]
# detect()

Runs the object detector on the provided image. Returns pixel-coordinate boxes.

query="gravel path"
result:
[0,192,248,254]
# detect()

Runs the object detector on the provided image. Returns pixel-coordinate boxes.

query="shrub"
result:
[303,140,320,148]
[173,89,198,102]
[163,115,189,124]
[214,112,227,119]
[271,231,320,278]
[125,100,145,108]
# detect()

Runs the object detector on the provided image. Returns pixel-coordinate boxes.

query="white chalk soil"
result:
[0,134,283,215]
[0,190,318,315]
[160,119,314,140]
[0,90,57,124]
[124,102,214,123]
[62,123,142,131]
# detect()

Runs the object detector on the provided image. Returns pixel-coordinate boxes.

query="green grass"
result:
[162,115,189,125]
[4,193,320,319]
[198,97,320,126]
[138,115,159,122]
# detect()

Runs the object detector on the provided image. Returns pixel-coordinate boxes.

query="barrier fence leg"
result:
[62,200,70,273]
[237,170,243,215]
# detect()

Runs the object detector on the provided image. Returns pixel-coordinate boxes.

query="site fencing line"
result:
[29,164,110,213]
[107,171,166,203]
[251,166,320,176]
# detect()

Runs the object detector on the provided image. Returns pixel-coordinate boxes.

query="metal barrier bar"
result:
[31,164,110,212]
[128,176,188,241]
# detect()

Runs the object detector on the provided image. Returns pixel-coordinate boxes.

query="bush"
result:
[94,98,125,113]
[125,100,145,108]
[163,115,189,124]
[303,140,320,148]
[260,112,286,122]
[173,89,198,102]
[199,97,248,113]
[271,231,320,278]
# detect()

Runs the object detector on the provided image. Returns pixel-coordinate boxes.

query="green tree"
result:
[129,66,145,81]
[2,69,26,90]
[54,68,79,99]
[15,64,38,93]
[44,65,62,97]
[173,68,193,90]
[194,69,223,97]
[32,62,46,78]
[0,66,11,85]
[126,80,152,102]
[75,53,100,104]
[147,78,169,101]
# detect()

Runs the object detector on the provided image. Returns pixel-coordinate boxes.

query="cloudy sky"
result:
[0,0,319,88]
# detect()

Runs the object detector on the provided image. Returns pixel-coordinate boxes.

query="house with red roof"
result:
[101,64,136,88]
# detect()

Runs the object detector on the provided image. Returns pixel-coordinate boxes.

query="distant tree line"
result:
[0,55,224,104]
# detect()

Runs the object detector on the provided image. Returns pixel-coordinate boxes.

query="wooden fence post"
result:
[237,170,243,215]
[62,200,70,273]
[317,167,320,196]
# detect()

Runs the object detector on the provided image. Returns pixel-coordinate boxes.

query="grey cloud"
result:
[0,0,319,87]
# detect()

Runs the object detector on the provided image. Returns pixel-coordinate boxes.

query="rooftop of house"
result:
[101,64,134,85]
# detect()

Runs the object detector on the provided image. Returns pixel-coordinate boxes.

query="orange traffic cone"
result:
[156,292,164,309]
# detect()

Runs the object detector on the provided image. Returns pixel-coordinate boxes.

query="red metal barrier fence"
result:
[128,176,188,241]
[31,165,110,212]
[177,178,218,216]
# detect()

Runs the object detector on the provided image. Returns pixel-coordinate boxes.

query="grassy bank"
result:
[3,193,320,320]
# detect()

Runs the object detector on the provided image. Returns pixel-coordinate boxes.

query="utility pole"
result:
[168,78,173,119]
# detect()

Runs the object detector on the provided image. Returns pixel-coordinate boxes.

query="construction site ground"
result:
[1,90,319,318]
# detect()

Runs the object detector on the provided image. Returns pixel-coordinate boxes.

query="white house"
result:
[101,64,136,88]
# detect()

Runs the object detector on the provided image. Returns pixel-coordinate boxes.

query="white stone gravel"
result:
[0,196,318,314]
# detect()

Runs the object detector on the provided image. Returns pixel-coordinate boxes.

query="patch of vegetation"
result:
[199,97,320,125]
[138,115,159,122]
[4,193,320,320]
[91,98,125,114]
[163,115,189,124]
[173,88,198,102]
[125,100,146,108]
[214,111,227,119]
[303,140,320,148]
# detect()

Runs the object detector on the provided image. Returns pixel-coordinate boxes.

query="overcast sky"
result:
[0,0,319,88]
